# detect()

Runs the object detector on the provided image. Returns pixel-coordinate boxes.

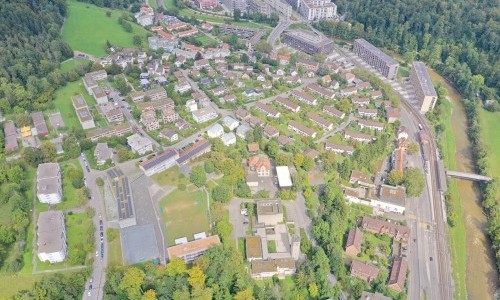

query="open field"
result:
[479,108,500,199]
[0,274,42,299]
[159,188,210,246]
[107,229,123,267]
[60,58,91,74]
[62,0,148,57]
[151,166,189,186]
[51,80,97,131]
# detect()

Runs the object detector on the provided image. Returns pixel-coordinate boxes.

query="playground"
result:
[159,188,210,246]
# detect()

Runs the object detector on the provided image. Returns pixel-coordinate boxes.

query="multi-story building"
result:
[358,119,385,132]
[325,142,354,155]
[140,149,179,176]
[410,61,438,113]
[360,217,410,241]
[248,155,272,177]
[127,133,153,155]
[282,30,334,55]
[344,130,375,143]
[37,211,67,263]
[177,140,212,165]
[298,0,337,21]
[220,0,247,11]
[288,120,316,138]
[104,108,124,123]
[71,94,95,129]
[388,257,408,292]
[167,235,221,263]
[350,261,380,283]
[353,39,399,80]
[37,163,62,204]
[140,110,160,131]
[192,107,218,123]
[87,123,132,142]
[248,0,292,18]
[194,0,218,9]
[358,108,378,119]
[145,87,168,101]
[161,108,179,123]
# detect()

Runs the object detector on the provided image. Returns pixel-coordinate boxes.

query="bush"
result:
[96,177,104,187]
[178,183,186,191]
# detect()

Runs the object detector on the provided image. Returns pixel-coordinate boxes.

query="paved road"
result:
[79,154,107,300]
[335,46,453,300]
[267,18,290,45]
[315,113,356,144]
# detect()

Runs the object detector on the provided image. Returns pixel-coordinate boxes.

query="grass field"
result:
[151,166,189,187]
[0,274,42,299]
[62,0,148,57]
[60,58,91,74]
[159,188,210,246]
[107,229,123,267]
[479,108,500,199]
[434,91,467,300]
[51,80,97,130]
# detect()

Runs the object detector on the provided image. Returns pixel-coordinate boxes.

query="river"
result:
[429,70,498,300]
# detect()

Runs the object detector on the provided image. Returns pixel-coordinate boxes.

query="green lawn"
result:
[163,0,175,10]
[107,229,123,267]
[436,95,467,300]
[62,0,148,57]
[0,274,42,299]
[479,108,500,199]
[267,240,277,253]
[288,23,312,31]
[60,58,91,74]
[52,80,97,131]
[151,166,190,187]
[195,34,216,47]
[159,188,210,246]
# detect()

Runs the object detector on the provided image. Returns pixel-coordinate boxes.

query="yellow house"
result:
[21,126,32,138]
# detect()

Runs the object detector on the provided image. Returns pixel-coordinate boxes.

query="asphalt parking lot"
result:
[121,224,160,265]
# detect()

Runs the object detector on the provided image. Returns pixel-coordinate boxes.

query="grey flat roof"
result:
[355,39,398,66]
[140,149,178,171]
[284,30,332,47]
[412,61,437,97]
[37,163,60,179]
[37,211,65,253]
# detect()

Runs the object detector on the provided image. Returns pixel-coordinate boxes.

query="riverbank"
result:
[428,69,497,300]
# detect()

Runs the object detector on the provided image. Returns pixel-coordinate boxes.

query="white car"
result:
[95,251,98,257]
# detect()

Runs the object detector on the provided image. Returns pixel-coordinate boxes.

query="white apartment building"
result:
[298,0,337,21]
[36,163,63,204]
[37,211,67,263]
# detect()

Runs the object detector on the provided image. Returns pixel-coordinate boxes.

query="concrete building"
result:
[177,140,212,165]
[220,0,247,12]
[192,107,218,123]
[159,129,179,142]
[207,123,224,138]
[221,132,236,146]
[411,61,438,113]
[140,110,160,131]
[71,94,95,130]
[298,0,337,21]
[256,200,283,225]
[282,30,334,55]
[127,133,153,155]
[87,123,132,142]
[94,143,113,165]
[194,0,218,9]
[37,211,67,263]
[248,0,292,18]
[251,258,296,279]
[375,185,406,214]
[36,163,62,204]
[140,149,179,176]
[353,39,399,80]
[276,166,293,188]
[91,86,108,104]
[221,116,239,130]
[167,235,221,263]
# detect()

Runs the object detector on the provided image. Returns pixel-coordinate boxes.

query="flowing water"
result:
[429,70,498,299]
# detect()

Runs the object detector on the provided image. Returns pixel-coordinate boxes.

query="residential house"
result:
[360,292,391,300]
[235,108,251,120]
[94,143,113,165]
[352,97,370,107]
[161,108,179,123]
[374,184,406,214]
[296,58,319,72]
[349,170,374,187]
[386,107,401,123]
[221,132,236,146]
[345,227,363,256]
[292,90,317,106]
[323,106,345,119]
[248,155,272,177]
[288,120,316,138]
[344,130,375,143]
[307,83,334,99]
[388,258,408,292]
[357,81,372,90]
[175,118,191,131]
[31,112,49,136]
[175,78,192,94]
[37,211,67,263]
[222,94,236,103]
[255,102,280,118]
[339,87,358,97]
[370,90,383,99]
[213,87,227,96]
[159,129,179,142]
[247,143,259,153]
[358,108,378,118]
[207,123,224,138]
[127,133,153,155]
[263,125,279,139]
[350,261,380,282]
[251,258,296,279]
[185,100,198,112]
[360,217,410,241]
[307,112,333,131]
[221,116,239,130]
[236,124,251,139]
[275,96,300,112]
[248,116,265,128]
[303,149,320,160]
[87,123,132,142]
[71,95,95,129]
[105,108,124,123]
[243,88,263,98]
[277,136,294,146]
[358,119,384,131]
[36,163,62,204]
[325,142,354,156]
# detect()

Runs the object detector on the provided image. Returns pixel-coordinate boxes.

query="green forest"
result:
[316,0,499,104]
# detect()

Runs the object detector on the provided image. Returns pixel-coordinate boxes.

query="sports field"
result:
[159,188,210,246]
[62,0,148,57]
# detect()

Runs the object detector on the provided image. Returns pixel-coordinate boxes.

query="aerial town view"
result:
[0,0,498,299]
